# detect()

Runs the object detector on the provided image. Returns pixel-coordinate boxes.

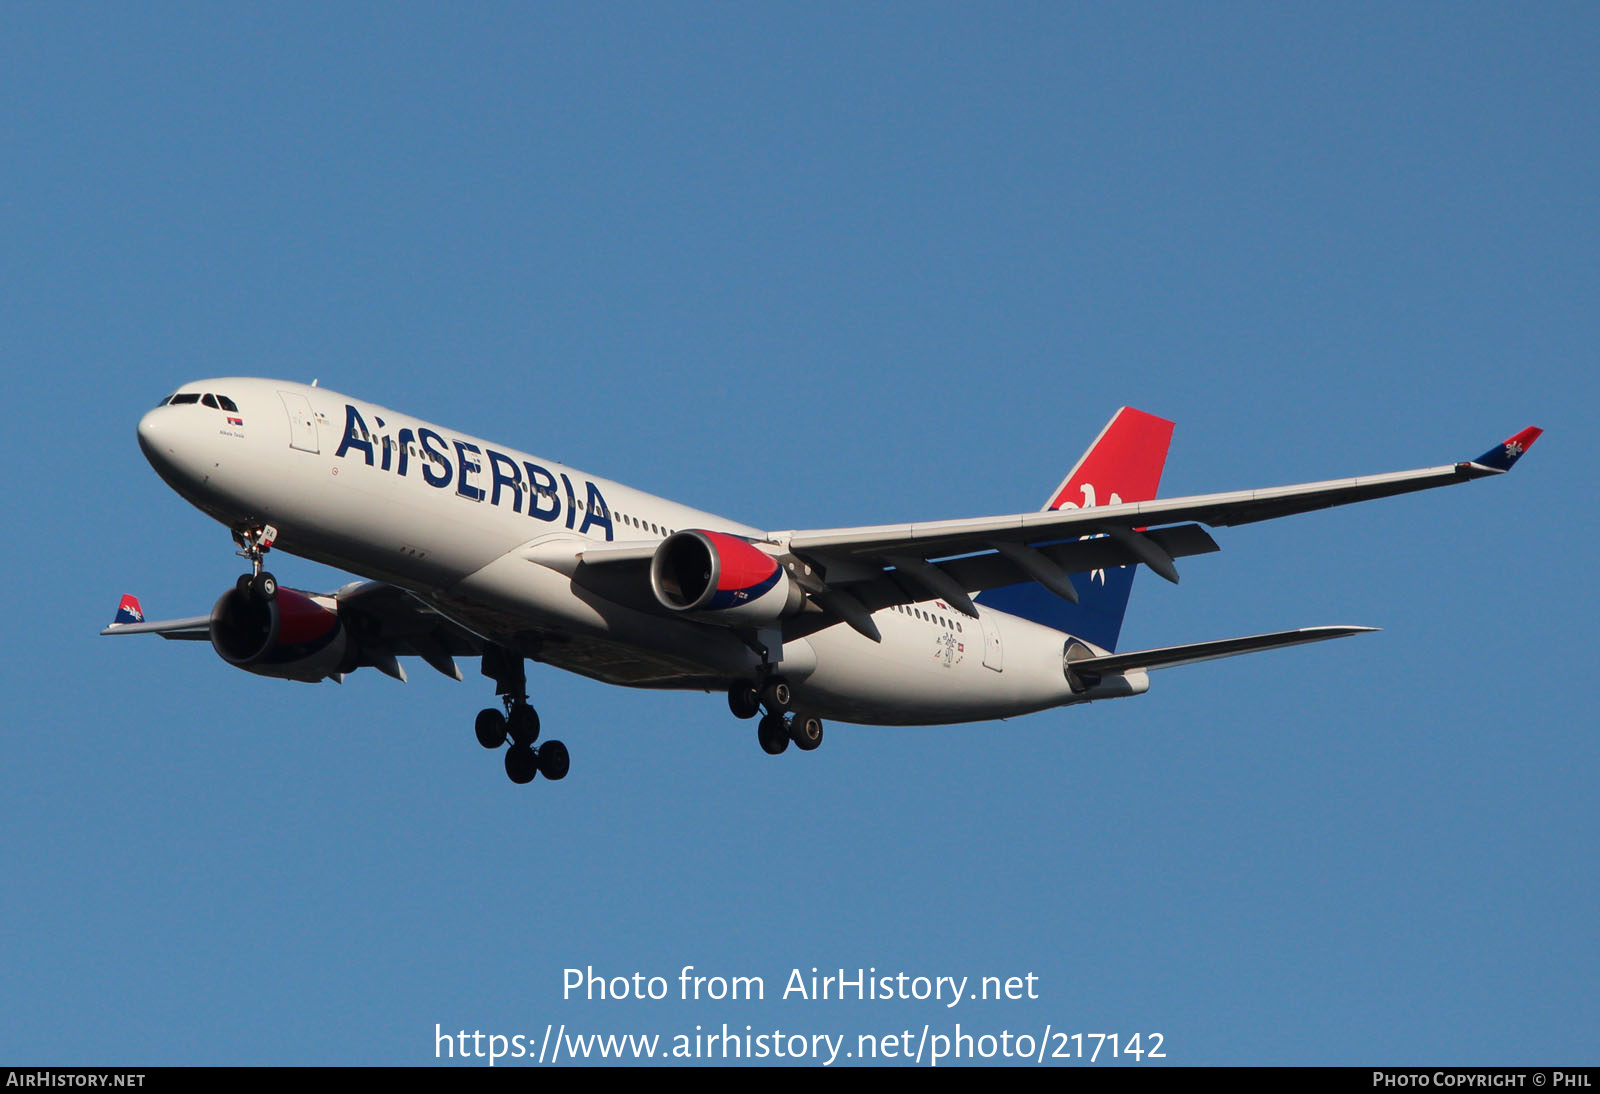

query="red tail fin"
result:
[983,407,1176,651]
[1044,407,1174,511]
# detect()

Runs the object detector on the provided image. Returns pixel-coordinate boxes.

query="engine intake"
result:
[210,585,350,682]
[650,530,801,626]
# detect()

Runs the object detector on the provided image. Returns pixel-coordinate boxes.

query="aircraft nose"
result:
[136,405,191,482]
[136,406,170,462]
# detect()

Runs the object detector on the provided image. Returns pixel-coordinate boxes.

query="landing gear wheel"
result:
[538,740,570,781]
[252,572,277,600]
[236,574,252,596]
[760,679,792,711]
[728,684,760,720]
[507,703,540,745]
[505,744,539,784]
[758,714,790,755]
[474,708,507,750]
[791,715,824,751]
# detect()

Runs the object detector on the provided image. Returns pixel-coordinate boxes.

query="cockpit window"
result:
[217,395,238,412]
[156,393,175,408]
[169,393,201,405]
[202,393,220,409]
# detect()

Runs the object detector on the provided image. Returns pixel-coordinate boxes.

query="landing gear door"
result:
[979,611,1003,672]
[279,391,319,453]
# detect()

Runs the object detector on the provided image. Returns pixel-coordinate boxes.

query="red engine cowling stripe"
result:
[273,588,340,645]
[701,531,779,592]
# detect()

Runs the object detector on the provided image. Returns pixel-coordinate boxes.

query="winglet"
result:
[1471,426,1543,472]
[111,594,146,627]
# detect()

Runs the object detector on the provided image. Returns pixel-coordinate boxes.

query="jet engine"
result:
[650,530,802,626]
[209,584,351,682]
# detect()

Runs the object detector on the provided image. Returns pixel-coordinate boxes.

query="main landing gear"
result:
[232,524,279,600]
[728,677,823,756]
[477,646,568,785]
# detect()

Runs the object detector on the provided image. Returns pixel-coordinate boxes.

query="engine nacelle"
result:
[210,585,350,682]
[650,530,802,627]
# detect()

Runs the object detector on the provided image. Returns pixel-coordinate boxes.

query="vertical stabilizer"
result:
[979,407,1174,651]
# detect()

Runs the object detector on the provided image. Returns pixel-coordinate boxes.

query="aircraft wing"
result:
[331,581,486,668]
[101,583,484,681]
[99,615,211,640]
[765,427,1542,633]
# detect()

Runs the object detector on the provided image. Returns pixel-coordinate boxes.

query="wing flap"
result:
[333,581,484,658]
[814,523,1219,614]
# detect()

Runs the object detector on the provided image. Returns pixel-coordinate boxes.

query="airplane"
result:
[104,378,1542,785]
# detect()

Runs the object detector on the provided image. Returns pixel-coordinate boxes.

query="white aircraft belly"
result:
[793,607,1077,726]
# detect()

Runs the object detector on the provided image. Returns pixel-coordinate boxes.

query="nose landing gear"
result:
[232,524,279,600]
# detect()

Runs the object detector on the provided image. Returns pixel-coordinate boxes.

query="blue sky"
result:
[3,3,1595,1065]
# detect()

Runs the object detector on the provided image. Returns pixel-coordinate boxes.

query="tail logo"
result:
[1055,484,1123,586]
[1057,483,1123,512]
[982,405,1175,651]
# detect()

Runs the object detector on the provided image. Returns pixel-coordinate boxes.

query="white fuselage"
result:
[137,378,1133,726]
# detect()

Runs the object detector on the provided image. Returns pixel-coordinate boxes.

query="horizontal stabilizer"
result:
[1067,625,1378,680]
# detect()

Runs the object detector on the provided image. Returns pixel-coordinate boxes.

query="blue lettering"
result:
[579,481,614,541]
[523,462,560,522]
[419,429,452,488]
[454,441,485,501]
[487,449,522,512]
[560,473,577,530]
[395,428,413,477]
[334,405,374,466]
